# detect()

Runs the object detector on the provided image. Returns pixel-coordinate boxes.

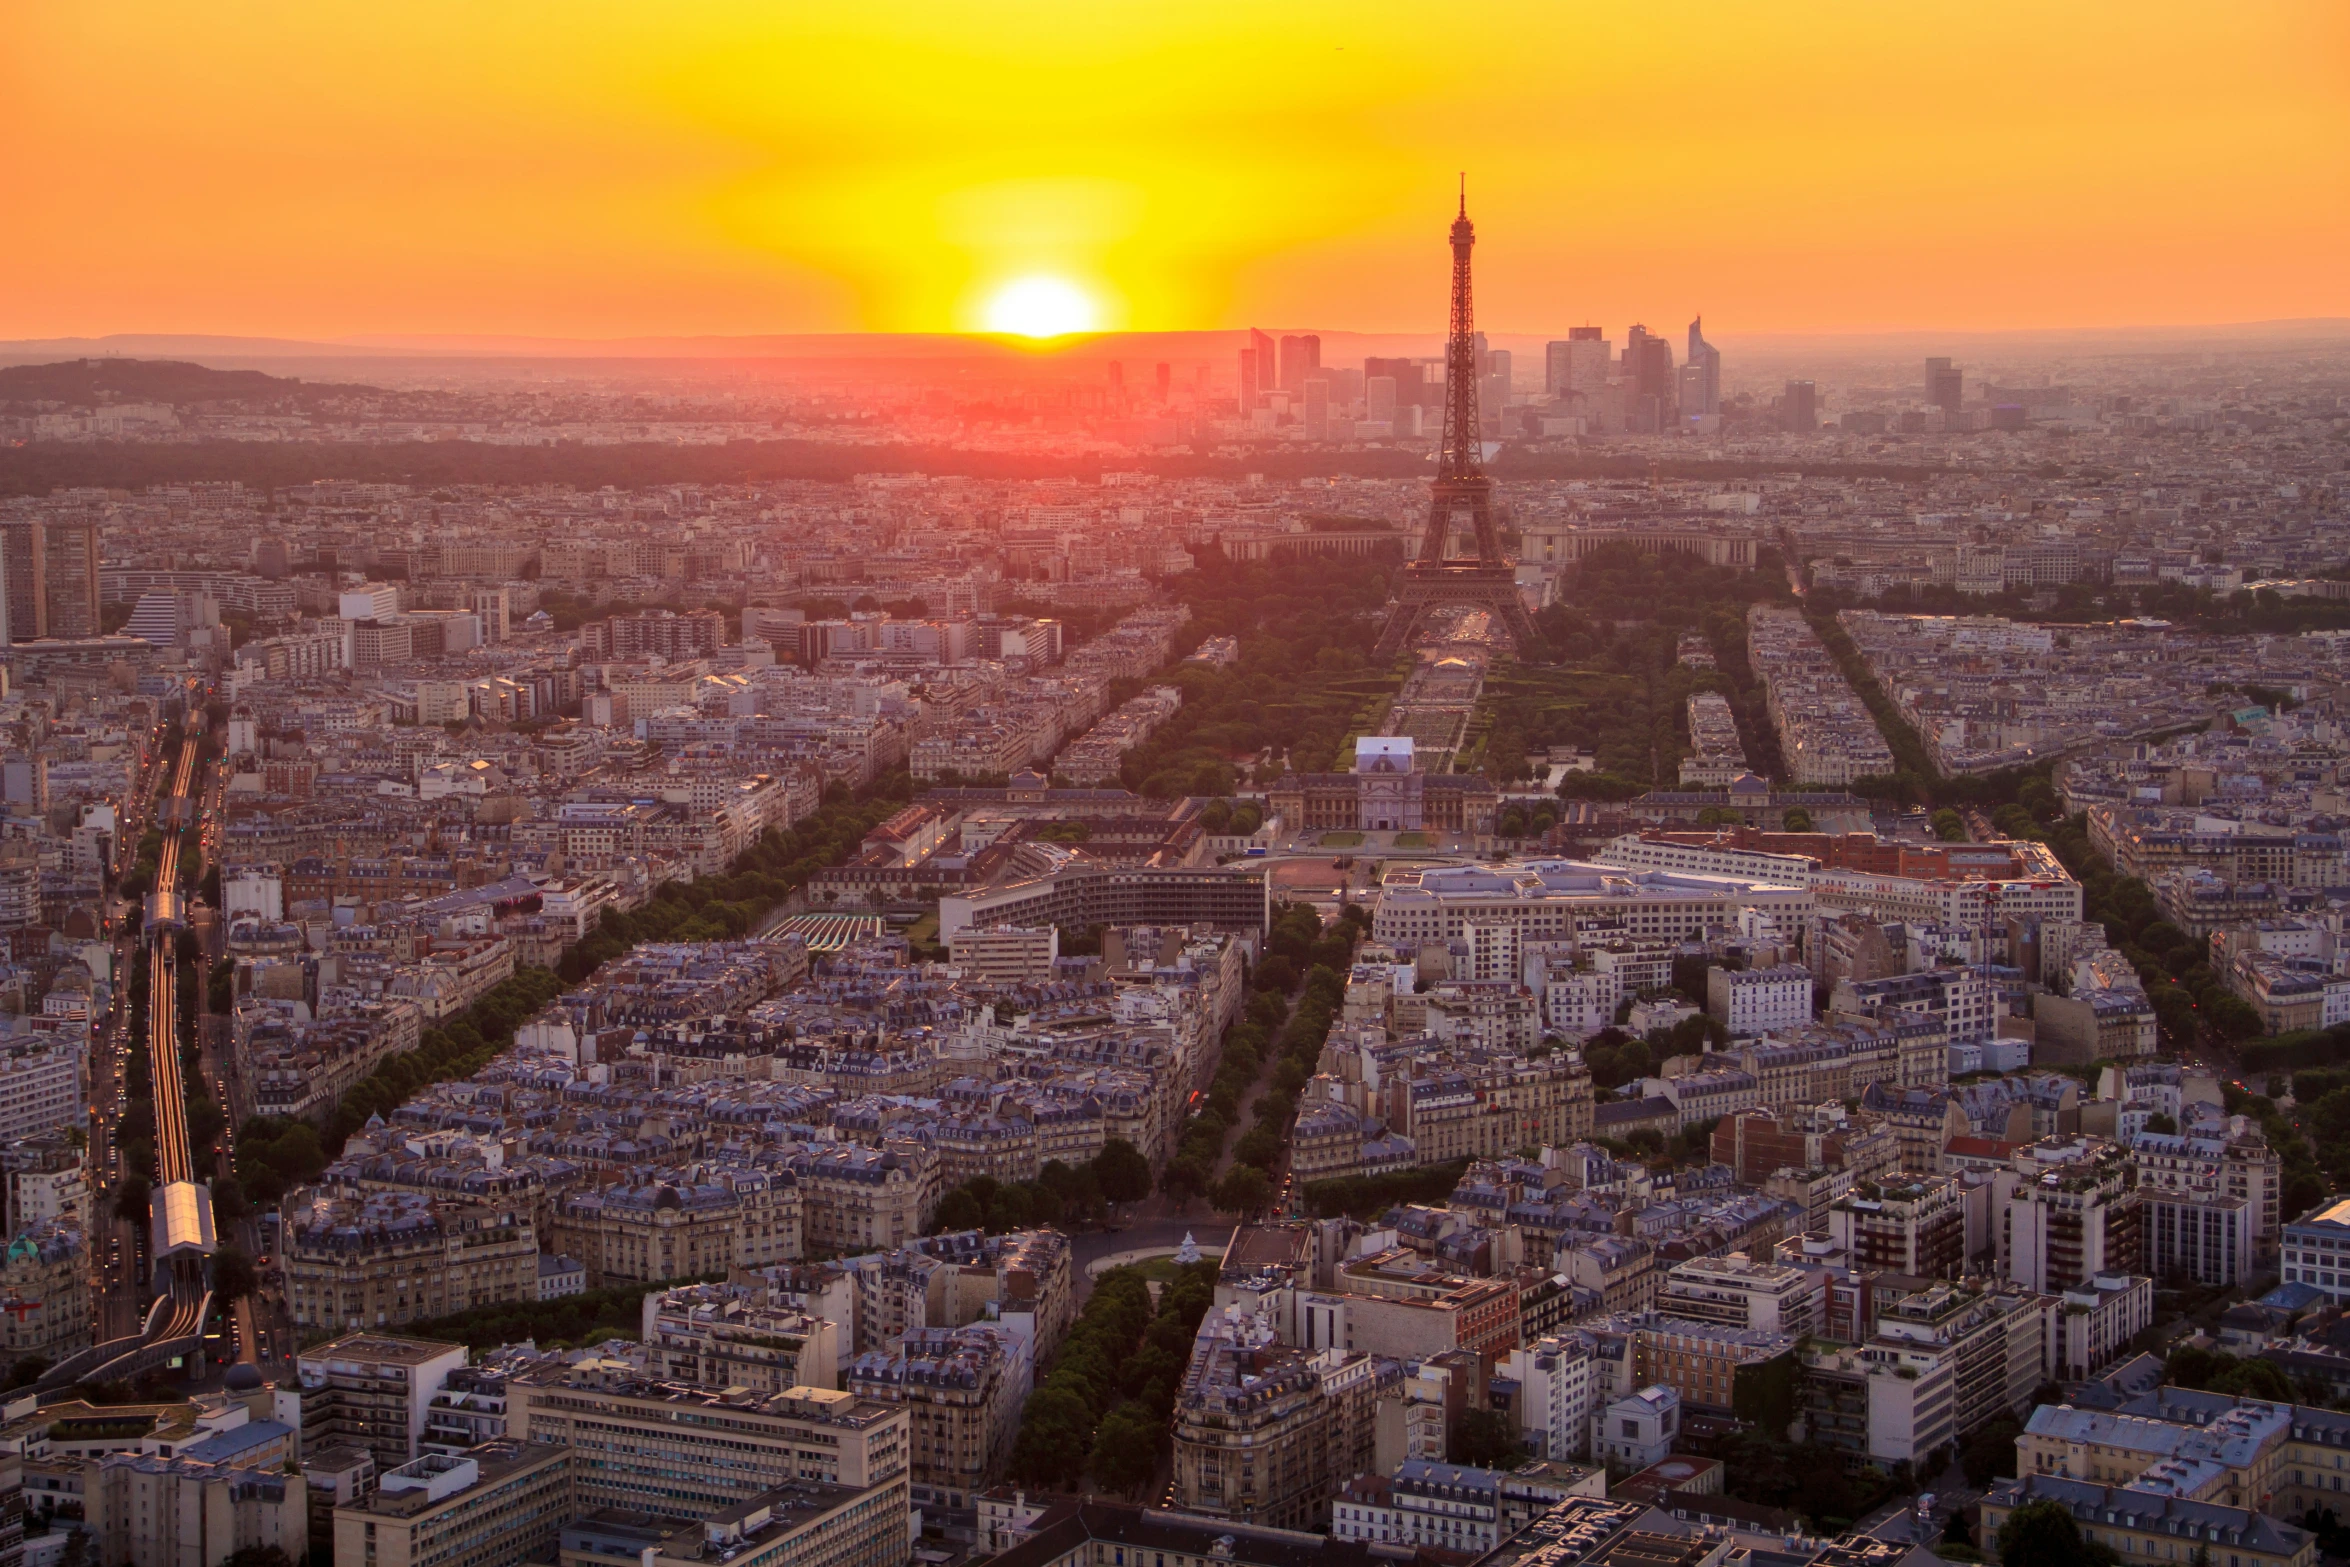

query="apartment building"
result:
[1562,1238,1658,1320]
[1608,1315,1799,1417]
[544,1169,802,1287]
[1826,1177,1967,1280]
[87,1453,308,1567]
[1656,1252,1815,1335]
[846,1323,1028,1512]
[0,1220,89,1364]
[947,925,1060,984]
[1979,1477,2312,1567]
[334,1444,572,1567]
[1502,1332,1598,1462]
[2001,1141,2144,1293]
[1707,963,1813,1039]
[2282,1197,2350,1302]
[1870,1281,2052,1440]
[0,1044,85,1145]
[284,1335,469,1473]
[1799,1338,1957,1466]
[2018,1400,2289,1513]
[2055,1273,2155,1381]
[643,1291,842,1394]
[282,1191,539,1332]
[572,1481,914,1567]
[507,1371,908,1520]
[789,1145,940,1254]
[1170,1310,1387,1532]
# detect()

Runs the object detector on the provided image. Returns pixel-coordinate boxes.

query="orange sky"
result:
[3,2,2346,341]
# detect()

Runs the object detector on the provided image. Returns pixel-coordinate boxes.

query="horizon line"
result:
[4,316,2349,363]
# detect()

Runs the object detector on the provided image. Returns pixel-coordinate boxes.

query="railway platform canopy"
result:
[151,1181,217,1261]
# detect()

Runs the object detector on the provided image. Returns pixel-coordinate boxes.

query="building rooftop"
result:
[299,1332,468,1368]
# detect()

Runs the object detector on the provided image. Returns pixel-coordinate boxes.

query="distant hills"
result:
[0,358,377,408]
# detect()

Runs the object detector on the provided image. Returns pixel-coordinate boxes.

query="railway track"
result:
[143,736,209,1348]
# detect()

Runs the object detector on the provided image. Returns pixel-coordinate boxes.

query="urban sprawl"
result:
[0,313,2343,1567]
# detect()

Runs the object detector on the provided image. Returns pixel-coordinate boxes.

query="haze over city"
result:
[0,11,2346,1567]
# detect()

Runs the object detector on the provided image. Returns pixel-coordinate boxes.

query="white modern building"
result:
[2281,1198,2350,1302]
[1503,1331,1597,1461]
[1373,861,1812,951]
[1706,963,1813,1039]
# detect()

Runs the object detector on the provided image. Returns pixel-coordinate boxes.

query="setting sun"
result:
[982,276,1098,339]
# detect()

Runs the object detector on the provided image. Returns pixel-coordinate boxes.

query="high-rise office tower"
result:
[1278,334,1321,393]
[1677,364,1711,426]
[0,523,43,644]
[1544,341,1571,397]
[1783,380,1819,433]
[1237,347,1259,403]
[1624,326,1676,433]
[1685,316,1722,419]
[1107,361,1124,391]
[1925,357,1963,415]
[1303,378,1330,440]
[1366,376,1398,423]
[39,520,101,640]
[1154,362,1171,401]
[1365,357,1427,408]
[1563,327,1610,398]
[1247,329,1276,397]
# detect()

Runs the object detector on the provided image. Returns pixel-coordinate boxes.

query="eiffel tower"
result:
[1372,185,1545,661]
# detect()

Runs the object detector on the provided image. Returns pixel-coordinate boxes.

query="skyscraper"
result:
[1247,328,1276,400]
[0,522,44,644]
[1925,357,1963,415]
[40,520,101,639]
[1480,348,1512,434]
[1365,357,1427,408]
[1624,326,1675,433]
[1154,362,1171,401]
[1560,327,1610,399]
[1278,334,1320,393]
[1783,380,1819,433]
[1685,316,1721,420]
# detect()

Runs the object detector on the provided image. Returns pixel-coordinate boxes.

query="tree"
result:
[1089,1400,1163,1493]
[1007,1385,1092,1487]
[2146,1112,2178,1134]
[1960,1414,2022,1487]
[1209,1165,1271,1218]
[1451,1407,1524,1469]
[224,1547,295,1567]
[1998,1499,2119,1567]
[1780,807,1814,833]
[1931,808,1968,842]
[932,1188,985,1233]
[211,1246,257,1306]
[113,1174,151,1225]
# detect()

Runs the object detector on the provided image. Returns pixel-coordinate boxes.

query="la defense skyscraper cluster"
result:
[1372,191,1545,659]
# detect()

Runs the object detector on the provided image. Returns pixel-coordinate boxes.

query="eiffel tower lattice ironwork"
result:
[1373,185,1544,661]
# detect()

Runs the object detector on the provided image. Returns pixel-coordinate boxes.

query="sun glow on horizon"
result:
[1,5,2345,337]
[980,275,1099,338]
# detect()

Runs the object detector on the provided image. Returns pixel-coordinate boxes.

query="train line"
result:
[143,734,212,1348]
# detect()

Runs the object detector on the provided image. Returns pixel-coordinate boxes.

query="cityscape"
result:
[1,9,2349,1567]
